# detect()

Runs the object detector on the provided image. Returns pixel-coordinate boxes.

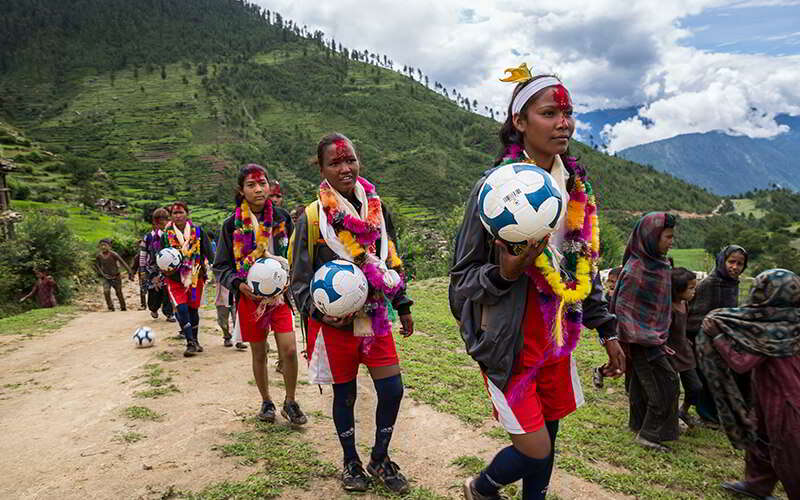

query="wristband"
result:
[599,335,618,346]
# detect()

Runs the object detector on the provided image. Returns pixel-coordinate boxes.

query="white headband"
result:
[511,77,565,116]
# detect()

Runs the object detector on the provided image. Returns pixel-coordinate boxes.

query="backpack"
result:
[288,201,320,270]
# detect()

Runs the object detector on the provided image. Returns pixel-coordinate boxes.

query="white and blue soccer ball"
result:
[132,326,155,348]
[156,247,183,272]
[247,257,288,298]
[311,259,369,318]
[478,162,564,243]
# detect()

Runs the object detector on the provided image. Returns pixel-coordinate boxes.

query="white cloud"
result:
[255,0,800,150]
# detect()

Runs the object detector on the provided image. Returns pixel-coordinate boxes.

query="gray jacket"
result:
[449,174,616,391]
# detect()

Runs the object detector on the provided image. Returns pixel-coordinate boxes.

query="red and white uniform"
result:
[166,277,205,309]
[307,318,400,385]
[483,280,584,434]
[233,294,293,343]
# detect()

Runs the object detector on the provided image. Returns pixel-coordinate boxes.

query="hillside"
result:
[0,0,729,272]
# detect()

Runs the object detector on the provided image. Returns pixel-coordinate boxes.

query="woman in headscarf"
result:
[688,245,748,423]
[611,212,679,452]
[696,269,800,500]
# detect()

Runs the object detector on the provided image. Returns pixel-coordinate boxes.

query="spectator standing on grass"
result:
[450,67,623,500]
[667,267,703,428]
[19,270,57,308]
[696,268,800,500]
[611,212,680,452]
[94,238,133,312]
[687,244,749,425]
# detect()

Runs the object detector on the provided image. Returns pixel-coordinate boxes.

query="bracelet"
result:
[599,335,618,346]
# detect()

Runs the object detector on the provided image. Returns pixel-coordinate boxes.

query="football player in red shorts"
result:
[450,66,625,500]
[213,164,306,426]
[290,133,414,494]
[161,202,214,357]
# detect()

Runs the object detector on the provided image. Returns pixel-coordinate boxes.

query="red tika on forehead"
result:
[552,85,571,111]
[245,171,267,183]
[332,139,354,161]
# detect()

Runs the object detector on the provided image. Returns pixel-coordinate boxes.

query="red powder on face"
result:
[552,85,571,111]
[246,172,267,184]
[331,139,354,163]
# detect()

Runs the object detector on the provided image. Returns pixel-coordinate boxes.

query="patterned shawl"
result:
[696,268,800,449]
[687,245,748,333]
[610,212,672,345]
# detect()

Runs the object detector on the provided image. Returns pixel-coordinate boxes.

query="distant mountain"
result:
[575,106,800,196]
[618,114,800,195]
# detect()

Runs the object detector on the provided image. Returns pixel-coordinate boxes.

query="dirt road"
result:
[0,282,628,499]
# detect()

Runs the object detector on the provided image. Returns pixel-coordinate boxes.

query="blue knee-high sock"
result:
[175,304,192,341]
[371,374,404,463]
[189,308,200,343]
[332,380,359,464]
[522,420,560,500]
[475,445,551,499]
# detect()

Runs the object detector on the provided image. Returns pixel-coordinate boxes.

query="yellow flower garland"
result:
[535,253,592,303]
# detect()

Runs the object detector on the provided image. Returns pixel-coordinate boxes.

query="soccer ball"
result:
[311,260,369,317]
[156,247,183,272]
[132,326,155,348]
[247,257,288,298]
[478,162,564,243]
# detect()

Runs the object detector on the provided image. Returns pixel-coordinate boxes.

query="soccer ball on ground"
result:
[478,162,564,244]
[311,260,369,318]
[156,247,183,272]
[247,257,288,298]
[132,326,155,348]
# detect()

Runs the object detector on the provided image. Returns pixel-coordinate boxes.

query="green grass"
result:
[194,419,338,499]
[12,200,139,243]
[123,405,162,421]
[0,305,77,336]
[132,363,180,398]
[668,248,713,272]
[731,199,766,219]
[403,279,749,500]
[114,431,147,443]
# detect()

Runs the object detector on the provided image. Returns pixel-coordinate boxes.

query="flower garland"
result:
[501,149,601,404]
[319,177,405,337]
[233,199,273,279]
[272,219,289,259]
[165,222,203,301]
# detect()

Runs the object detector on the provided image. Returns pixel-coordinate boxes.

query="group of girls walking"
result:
[146,61,798,500]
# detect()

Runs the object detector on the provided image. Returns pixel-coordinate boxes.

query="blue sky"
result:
[258,1,800,151]
[681,3,800,56]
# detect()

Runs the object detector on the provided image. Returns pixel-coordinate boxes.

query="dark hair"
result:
[494,75,561,166]
[671,267,696,298]
[99,238,112,245]
[664,213,677,229]
[235,163,269,205]
[609,266,623,278]
[316,132,353,167]
[151,207,169,223]
[170,201,189,213]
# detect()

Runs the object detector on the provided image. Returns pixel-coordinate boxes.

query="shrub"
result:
[0,211,91,310]
[9,179,31,200]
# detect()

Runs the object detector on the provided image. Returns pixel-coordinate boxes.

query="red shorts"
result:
[236,295,293,343]
[483,356,584,434]
[165,277,205,309]
[307,318,399,385]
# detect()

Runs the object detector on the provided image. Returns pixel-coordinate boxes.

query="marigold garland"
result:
[165,222,203,301]
[318,177,405,338]
[500,149,601,405]
[233,199,273,279]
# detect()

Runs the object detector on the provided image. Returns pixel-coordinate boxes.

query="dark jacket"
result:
[449,174,616,391]
[289,201,413,328]
[213,206,293,299]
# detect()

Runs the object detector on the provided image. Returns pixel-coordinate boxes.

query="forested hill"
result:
[0,0,719,228]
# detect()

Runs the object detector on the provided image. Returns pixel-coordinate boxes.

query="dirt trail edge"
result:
[0,283,629,500]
